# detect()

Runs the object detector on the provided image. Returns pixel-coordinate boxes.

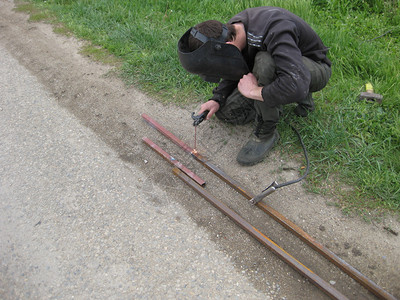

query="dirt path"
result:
[1,1,399,299]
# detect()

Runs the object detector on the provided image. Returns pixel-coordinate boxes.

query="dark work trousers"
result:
[215,51,331,133]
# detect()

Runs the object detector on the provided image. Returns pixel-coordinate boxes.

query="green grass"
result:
[80,44,122,65]
[20,0,400,214]
[15,2,52,21]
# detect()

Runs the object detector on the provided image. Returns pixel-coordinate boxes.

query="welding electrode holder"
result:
[191,110,209,126]
[249,181,279,205]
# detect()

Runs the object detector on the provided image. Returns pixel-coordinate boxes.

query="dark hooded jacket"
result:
[210,7,331,107]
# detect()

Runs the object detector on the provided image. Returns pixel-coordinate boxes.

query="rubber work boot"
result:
[236,119,280,166]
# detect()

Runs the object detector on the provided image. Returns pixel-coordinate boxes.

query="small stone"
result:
[329,280,336,285]
[352,248,362,257]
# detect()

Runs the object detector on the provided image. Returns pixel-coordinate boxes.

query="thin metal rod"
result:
[142,113,396,300]
[173,167,348,300]
[142,137,206,187]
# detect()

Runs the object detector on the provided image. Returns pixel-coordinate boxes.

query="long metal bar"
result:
[173,167,348,300]
[142,137,205,187]
[142,113,396,300]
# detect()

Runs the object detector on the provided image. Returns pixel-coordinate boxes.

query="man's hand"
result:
[238,73,263,101]
[198,100,220,120]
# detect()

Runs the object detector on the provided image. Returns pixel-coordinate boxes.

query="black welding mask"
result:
[177,25,249,83]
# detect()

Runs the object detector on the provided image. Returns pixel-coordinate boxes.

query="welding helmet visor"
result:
[177,26,249,83]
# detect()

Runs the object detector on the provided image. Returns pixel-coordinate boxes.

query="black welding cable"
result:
[261,118,310,193]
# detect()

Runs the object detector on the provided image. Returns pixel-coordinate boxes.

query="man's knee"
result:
[216,89,255,125]
[302,57,331,92]
[215,107,255,125]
